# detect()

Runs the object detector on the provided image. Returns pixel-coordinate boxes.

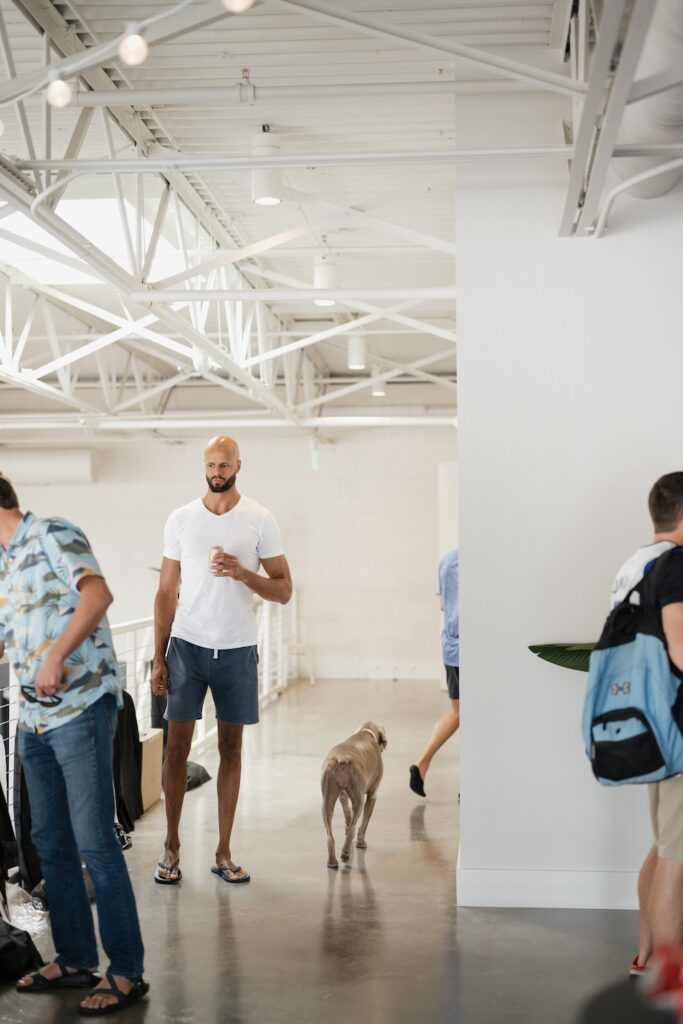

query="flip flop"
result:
[409,764,426,798]
[78,975,149,1017]
[211,863,250,884]
[154,857,182,884]
[16,963,100,992]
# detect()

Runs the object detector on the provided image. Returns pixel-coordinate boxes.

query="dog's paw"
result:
[340,852,350,862]
[355,838,367,849]
[327,861,339,870]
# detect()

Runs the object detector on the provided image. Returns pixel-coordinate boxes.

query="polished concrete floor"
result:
[0,680,636,1023]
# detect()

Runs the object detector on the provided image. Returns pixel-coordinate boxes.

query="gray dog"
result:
[321,721,387,869]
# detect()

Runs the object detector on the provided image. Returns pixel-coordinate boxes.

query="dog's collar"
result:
[360,727,380,744]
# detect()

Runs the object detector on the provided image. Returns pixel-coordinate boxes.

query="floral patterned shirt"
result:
[0,512,121,733]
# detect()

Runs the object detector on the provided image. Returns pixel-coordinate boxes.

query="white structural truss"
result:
[0,0,680,440]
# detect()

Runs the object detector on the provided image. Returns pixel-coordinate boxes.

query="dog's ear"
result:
[377,725,387,751]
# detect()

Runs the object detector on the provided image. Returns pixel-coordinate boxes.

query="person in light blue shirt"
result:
[410,549,460,798]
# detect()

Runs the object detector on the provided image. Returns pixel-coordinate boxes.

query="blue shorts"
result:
[165,637,260,724]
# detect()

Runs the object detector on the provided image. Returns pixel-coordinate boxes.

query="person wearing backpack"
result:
[608,473,683,979]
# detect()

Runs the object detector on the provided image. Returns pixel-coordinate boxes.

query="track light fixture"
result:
[46,74,72,109]
[221,0,256,11]
[313,255,337,307]
[251,128,282,206]
[118,26,149,67]
[347,333,367,370]
[371,362,386,397]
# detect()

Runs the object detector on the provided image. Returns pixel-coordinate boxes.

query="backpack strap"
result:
[636,546,681,611]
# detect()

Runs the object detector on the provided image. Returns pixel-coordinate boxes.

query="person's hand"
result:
[35,654,67,697]
[210,552,247,583]
[150,659,169,695]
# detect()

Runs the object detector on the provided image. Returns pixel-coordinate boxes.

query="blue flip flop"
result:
[211,863,250,884]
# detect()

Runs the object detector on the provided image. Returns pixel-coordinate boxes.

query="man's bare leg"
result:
[158,720,195,880]
[214,721,249,880]
[415,699,460,781]
[648,855,683,948]
[637,844,658,968]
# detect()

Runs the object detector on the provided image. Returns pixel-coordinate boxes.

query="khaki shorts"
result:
[649,776,683,860]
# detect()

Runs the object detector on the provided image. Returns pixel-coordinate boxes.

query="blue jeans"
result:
[18,694,145,978]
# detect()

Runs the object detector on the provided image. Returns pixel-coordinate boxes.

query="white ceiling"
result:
[0,1,590,442]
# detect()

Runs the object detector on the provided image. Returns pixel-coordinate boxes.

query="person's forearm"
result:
[154,589,177,661]
[50,585,112,664]
[240,570,292,605]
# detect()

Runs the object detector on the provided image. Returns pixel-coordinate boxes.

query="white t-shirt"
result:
[610,540,674,608]
[163,495,283,649]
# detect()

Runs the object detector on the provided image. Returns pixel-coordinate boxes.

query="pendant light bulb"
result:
[251,130,282,206]
[347,333,366,370]
[118,28,149,67]
[46,76,72,109]
[371,361,386,397]
[221,0,256,11]
[313,255,337,307]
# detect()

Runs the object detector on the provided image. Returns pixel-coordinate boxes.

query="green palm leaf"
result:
[528,643,596,673]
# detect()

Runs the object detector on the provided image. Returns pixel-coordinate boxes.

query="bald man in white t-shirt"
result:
[150,436,292,886]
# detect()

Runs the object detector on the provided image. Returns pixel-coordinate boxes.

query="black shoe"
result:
[409,765,426,798]
[114,823,132,851]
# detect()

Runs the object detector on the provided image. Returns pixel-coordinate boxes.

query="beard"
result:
[206,473,237,493]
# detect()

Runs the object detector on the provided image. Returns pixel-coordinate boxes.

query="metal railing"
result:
[0,591,313,828]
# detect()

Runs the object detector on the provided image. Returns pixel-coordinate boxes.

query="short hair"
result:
[0,474,18,510]
[649,473,683,532]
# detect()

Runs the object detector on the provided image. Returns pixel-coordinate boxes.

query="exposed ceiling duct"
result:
[615,0,683,198]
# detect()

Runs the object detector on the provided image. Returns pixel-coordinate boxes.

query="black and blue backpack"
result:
[583,547,683,785]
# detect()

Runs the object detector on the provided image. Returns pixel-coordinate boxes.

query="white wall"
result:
[455,93,683,908]
[6,428,454,681]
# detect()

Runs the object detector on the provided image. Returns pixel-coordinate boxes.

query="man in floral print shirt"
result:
[0,475,148,1016]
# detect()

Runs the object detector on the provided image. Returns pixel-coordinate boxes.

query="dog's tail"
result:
[330,758,351,789]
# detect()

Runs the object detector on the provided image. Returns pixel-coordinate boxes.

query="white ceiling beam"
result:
[69,80,547,107]
[0,226,95,277]
[0,414,455,433]
[629,67,683,104]
[102,110,137,278]
[130,287,456,304]
[283,188,455,257]
[151,223,323,289]
[243,305,412,369]
[296,350,453,410]
[18,143,683,177]
[245,268,458,348]
[0,365,102,414]
[113,370,195,413]
[549,0,574,50]
[12,293,37,369]
[48,107,95,211]
[140,184,171,283]
[273,0,585,99]
[30,314,164,381]
[0,4,40,192]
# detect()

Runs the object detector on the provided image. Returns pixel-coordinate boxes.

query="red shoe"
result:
[630,955,649,979]
[642,945,683,1005]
